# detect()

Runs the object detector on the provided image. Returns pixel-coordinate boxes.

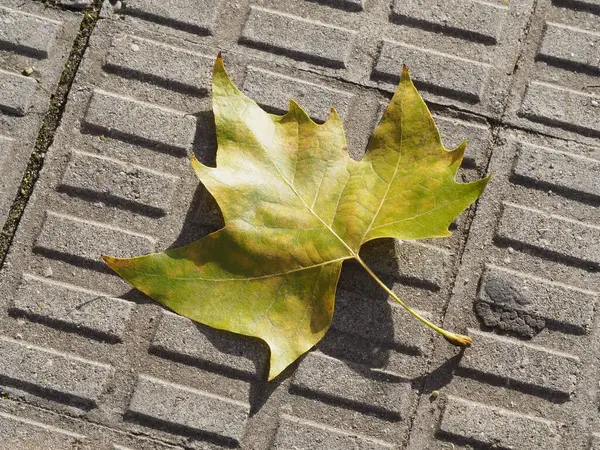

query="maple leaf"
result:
[103,55,489,380]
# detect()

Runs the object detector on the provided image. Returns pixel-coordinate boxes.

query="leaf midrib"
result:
[361,98,403,246]
[125,256,351,282]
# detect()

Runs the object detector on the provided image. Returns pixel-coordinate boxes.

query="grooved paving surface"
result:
[407,128,600,448]
[506,0,600,144]
[0,0,598,448]
[0,0,81,231]
[438,396,563,450]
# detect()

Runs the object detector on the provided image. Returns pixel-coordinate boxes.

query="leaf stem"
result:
[355,256,472,346]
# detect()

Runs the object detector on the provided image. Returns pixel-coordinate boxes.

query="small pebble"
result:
[15,333,22,340]
[131,43,140,52]
[430,390,439,400]
[22,67,34,76]
[591,100,599,107]
[43,266,53,277]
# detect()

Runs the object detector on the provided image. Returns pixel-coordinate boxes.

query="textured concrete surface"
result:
[0,0,597,448]
[0,0,81,229]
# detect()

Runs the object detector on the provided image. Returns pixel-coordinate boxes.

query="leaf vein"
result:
[124,257,351,282]
[369,198,466,231]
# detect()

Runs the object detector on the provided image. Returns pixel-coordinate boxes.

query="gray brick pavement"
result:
[0,0,597,448]
[0,0,81,229]
[407,129,600,449]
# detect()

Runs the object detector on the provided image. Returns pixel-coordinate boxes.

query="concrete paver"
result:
[407,128,600,449]
[0,0,81,227]
[0,0,598,448]
[506,0,600,145]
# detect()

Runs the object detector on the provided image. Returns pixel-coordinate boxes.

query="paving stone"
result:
[317,330,430,383]
[106,0,534,119]
[0,336,113,407]
[460,328,581,396]
[373,40,491,103]
[538,22,600,72]
[361,240,453,291]
[104,34,213,94]
[0,68,38,116]
[11,273,135,342]
[391,0,509,44]
[290,352,411,420]
[243,66,354,121]
[405,127,600,449]
[0,399,185,449]
[82,89,197,156]
[150,310,266,379]
[0,6,61,58]
[0,135,15,169]
[0,410,89,450]
[34,210,156,268]
[127,375,249,446]
[1,17,248,446]
[439,395,562,450]
[0,1,80,228]
[59,150,180,216]
[240,6,356,68]
[109,443,182,450]
[273,414,394,449]
[519,81,600,137]
[496,202,600,269]
[373,0,535,117]
[104,0,534,121]
[320,291,432,382]
[0,12,477,446]
[328,288,432,357]
[118,0,220,35]
[475,264,598,336]
[506,0,600,143]
[512,142,600,201]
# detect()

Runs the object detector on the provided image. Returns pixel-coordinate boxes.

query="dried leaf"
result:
[103,55,489,380]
